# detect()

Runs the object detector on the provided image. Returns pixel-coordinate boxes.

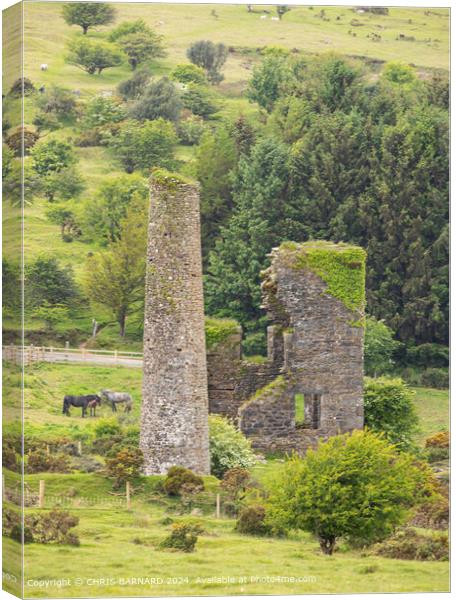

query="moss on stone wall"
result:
[151,167,196,190]
[205,317,240,350]
[279,241,366,316]
[241,374,287,409]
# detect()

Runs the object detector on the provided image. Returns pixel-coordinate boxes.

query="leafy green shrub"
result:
[158,523,198,552]
[235,505,271,536]
[242,331,267,357]
[182,84,220,118]
[421,368,448,389]
[33,111,61,132]
[268,430,431,555]
[129,77,181,122]
[172,64,207,85]
[26,449,72,474]
[373,528,448,561]
[105,447,144,489]
[109,118,177,173]
[117,69,151,100]
[209,415,256,478]
[81,95,126,130]
[26,510,80,546]
[31,138,75,176]
[177,115,205,145]
[108,18,152,42]
[94,417,122,438]
[406,343,449,368]
[364,316,400,376]
[364,377,419,450]
[36,85,77,117]
[163,466,204,496]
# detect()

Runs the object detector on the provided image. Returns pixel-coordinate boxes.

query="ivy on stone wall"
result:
[279,241,366,317]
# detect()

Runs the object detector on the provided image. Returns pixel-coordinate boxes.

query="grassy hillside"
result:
[20,2,449,95]
[12,478,448,597]
[2,3,449,349]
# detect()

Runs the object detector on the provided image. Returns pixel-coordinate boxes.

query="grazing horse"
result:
[87,398,99,417]
[63,394,101,418]
[100,390,133,413]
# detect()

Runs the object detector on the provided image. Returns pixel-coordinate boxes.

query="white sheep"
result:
[40,64,48,71]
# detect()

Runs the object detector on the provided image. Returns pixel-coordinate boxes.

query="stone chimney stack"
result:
[140,170,210,475]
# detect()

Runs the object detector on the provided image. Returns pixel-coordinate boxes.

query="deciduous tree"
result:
[62,2,116,35]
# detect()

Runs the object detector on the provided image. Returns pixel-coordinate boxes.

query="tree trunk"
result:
[319,536,336,555]
[118,308,127,338]
[82,25,88,35]
[129,58,138,70]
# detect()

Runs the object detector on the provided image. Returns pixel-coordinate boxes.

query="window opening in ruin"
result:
[295,393,321,429]
[295,393,305,427]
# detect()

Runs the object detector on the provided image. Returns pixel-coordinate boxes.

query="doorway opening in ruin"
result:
[294,393,321,429]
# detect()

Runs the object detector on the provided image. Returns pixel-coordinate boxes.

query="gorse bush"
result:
[159,522,199,552]
[26,449,72,474]
[26,510,80,546]
[373,528,448,561]
[235,505,271,536]
[163,466,204,496]
[105,447,144,489]
[208,415,256,478]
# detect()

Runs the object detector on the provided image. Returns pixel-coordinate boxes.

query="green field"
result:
[6,474,450,598]
[2,358,450,597]
[2,361,449,440]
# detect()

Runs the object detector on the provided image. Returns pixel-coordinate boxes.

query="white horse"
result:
[100,390,133,413]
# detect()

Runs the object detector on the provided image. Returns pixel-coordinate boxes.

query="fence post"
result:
[39,480,45,508]
[216,493,221,519]
[77,441,82,456]
[126,481,131,511]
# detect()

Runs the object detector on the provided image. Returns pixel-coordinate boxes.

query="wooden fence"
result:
[2,345,143,367]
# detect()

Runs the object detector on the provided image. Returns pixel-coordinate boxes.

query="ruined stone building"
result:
[207,241,366,454]
[140,171,210,475]
[141,171,366,472]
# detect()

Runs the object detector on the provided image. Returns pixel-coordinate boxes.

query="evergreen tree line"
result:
[200,54,448,357]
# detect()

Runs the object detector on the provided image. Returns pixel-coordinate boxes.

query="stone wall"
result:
[140,171,210,475]
[206,324,283,420]
[238,241,366,454]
